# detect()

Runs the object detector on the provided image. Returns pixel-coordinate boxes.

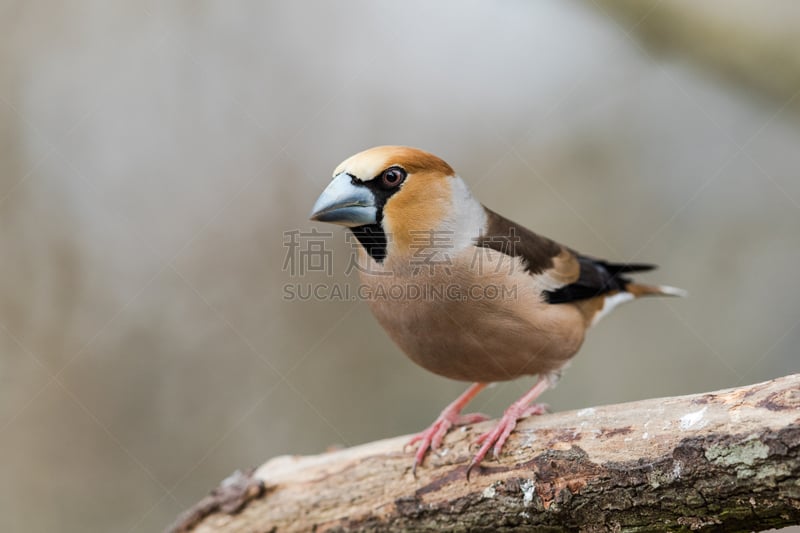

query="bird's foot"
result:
[409,410,489,476]
[467,402,547,479]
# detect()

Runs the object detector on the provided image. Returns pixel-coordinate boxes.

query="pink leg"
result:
[409,383,489,475]
[467,376,551,479]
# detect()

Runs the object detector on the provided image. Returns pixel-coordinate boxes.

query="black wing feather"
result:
[600,261,656,275]
[544,255,656,304]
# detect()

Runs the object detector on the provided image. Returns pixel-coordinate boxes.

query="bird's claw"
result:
[408,411,489,476]
[467,402,548,480]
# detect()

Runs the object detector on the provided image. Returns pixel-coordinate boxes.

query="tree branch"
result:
[171,374,800,532]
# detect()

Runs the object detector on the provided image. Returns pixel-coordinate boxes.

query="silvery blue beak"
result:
[309,173,377,227]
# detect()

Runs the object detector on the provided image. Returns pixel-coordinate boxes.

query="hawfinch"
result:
[309,146,685,477]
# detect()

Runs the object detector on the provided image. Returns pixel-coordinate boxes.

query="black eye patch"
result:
[347,168,406,264]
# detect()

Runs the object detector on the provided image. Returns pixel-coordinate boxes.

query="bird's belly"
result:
[364,280,586,383]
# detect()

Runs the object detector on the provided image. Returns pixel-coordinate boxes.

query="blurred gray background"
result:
[1,1,798,531]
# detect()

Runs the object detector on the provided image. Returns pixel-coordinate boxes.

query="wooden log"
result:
[171,374,800,532]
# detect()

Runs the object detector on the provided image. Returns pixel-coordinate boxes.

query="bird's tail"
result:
[625,282,688,298]
[588,282,687,327]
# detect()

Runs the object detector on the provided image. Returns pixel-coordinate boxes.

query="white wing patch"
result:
[590,292,635,327]
[534,269,573,293]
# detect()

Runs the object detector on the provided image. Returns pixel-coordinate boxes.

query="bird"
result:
[309,145,685,477]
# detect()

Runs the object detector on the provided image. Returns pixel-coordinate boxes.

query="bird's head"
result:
[310,146,484,264]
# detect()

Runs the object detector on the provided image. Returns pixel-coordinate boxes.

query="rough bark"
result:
[171,374,800,532]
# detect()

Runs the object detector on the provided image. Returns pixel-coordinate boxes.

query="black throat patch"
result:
[350,223,387,263]
[348,174,403,264]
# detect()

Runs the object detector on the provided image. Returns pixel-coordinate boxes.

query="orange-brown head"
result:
[310,146,485,263]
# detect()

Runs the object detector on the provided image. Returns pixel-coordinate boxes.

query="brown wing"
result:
[476,207,655,303]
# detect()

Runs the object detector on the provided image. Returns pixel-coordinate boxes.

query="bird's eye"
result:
[380,167,406,188]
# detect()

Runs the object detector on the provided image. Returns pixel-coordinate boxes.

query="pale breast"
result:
[357,247,587,382]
